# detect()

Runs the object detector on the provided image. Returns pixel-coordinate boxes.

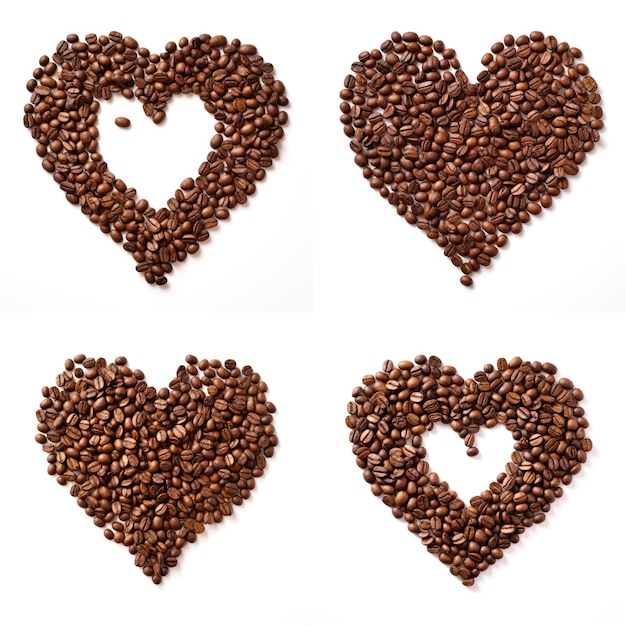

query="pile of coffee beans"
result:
[345,355,591,585]
[24,32,289,285]
[35,355,277,584]
[339,32,603,286]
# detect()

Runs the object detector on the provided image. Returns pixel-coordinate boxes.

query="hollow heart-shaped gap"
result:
[98,94,214,212]
[423,423,514,506]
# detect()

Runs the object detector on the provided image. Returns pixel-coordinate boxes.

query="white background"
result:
[1,0,625,624]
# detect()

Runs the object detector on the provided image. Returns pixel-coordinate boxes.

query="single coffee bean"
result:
[115,116,131,128]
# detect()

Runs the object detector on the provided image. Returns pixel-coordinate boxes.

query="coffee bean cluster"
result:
[345,355,591,585]
[35,355,277,584]
[339,32,603,286]
[24,32,289,285]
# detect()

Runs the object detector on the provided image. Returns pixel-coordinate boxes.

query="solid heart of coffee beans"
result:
[24,32,288,285]
[339,31,603,286]
[35,355,277,583]
[345,355,591,585]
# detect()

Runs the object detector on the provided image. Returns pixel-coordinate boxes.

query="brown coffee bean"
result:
[115,116,131,128]
[346,355,590,585]
[36,355,278,584]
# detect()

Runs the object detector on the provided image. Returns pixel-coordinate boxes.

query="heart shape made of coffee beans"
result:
[35,355,277,584]
[24,32,288,285]
[345,355,591,585]
[339,31,603,286]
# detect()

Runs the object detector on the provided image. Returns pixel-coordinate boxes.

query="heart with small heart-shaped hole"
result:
[35,355,277,584]
[24,32,288,285]
[339,31,603,286]
[345,355,591,585]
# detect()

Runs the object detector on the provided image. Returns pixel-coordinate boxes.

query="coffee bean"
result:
[340,32,602,285]
[24,33,289,285]
[346,355,591,585]
[36,355,278,583]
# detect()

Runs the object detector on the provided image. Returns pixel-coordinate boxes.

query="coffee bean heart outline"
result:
[345,355,591,585]
[24,32,289,285]
[35,355,278,584]
[339,31,603,286]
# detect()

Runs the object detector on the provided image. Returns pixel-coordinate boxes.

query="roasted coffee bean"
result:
[24,33,288,285]
[36,355,278,584]
[340,32,602,285]
[346,355,591,585]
